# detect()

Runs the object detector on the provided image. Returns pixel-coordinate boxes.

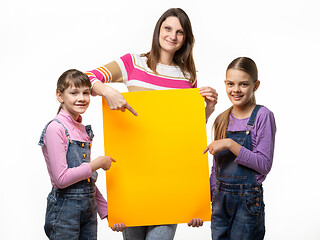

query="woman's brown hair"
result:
[142,8,196,84]
[214,57,258,140]
[56,69,91,114]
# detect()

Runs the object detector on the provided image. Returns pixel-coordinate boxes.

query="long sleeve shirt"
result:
[41,109,107,219]
[210,106,276,193]
[86,53,196,92]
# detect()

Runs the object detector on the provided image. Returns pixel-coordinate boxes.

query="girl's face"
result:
[159,16,185,57]
[57,84,90,120]
[225,69,260,109]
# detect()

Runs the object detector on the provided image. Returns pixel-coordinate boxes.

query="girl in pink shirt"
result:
[39,69,115,239]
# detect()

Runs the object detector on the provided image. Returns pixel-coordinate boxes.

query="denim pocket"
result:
[244,188,262,216]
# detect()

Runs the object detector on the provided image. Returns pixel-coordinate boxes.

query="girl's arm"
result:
[44,123,116,189]
[204,110,276,175]
[96,186,108,219]
[44,122,92,189]
[234,111,276,175]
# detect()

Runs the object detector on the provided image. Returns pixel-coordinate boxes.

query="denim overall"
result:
[211,105,265,240]
[39,119,98,240]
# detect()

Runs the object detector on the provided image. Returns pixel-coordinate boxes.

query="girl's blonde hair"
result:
[142,8,197,85]
[56,69,91,114]
[214,57,258,140]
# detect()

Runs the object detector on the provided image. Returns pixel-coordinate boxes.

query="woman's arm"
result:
[86,61,137,116]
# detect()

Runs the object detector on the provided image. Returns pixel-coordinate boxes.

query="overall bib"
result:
[211,105,265,240]
[39,119,98,240]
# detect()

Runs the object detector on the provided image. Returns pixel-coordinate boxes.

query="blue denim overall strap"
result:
[215,105,262,185]
[38,119,98,186]
[38,119,70,147]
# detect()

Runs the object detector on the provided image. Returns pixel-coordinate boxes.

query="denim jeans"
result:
[211,183,265,240]
[122,224,177,240]
[44,188,98,240]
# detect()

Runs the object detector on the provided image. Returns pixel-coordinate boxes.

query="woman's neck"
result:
[159,50,175,66]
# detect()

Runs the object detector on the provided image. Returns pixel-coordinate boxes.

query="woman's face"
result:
[159,16,185,56]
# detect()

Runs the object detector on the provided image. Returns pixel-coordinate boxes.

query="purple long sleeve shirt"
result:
[210,106,276,193]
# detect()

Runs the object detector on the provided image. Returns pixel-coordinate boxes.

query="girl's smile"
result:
[225,69,260,111]
[57,85,91,120]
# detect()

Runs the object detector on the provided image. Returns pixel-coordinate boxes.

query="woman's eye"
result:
[177,30,184,35]
[165,26,171,31]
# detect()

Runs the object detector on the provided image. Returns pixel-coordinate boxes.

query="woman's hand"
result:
[199,86,218,122]
[92,81,138,116]
[111,223,126,232]
[187,218,203,227]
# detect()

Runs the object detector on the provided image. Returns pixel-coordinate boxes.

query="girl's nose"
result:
[233,85,241,92]
[78,93,85,101]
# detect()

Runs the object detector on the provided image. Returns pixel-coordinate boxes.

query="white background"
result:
[1,0,319,239]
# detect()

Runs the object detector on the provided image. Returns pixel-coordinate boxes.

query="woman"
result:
[86,8,218,240]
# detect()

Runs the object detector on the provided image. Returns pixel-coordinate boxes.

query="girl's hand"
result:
[199,86,218,110]
[203,139,241,156]
[99,156,116,171]
[92,81,138,116]
[203,139,230,155]
[187,218,203,227]
[111,223,126,232]
[90,156,116,172]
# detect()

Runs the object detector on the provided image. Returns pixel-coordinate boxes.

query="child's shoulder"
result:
[45,118,68,137]
[257,105,274,118]
[256,105,276,126]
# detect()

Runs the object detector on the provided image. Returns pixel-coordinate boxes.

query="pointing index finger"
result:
[203,146,209,154]
[125,103,138,116]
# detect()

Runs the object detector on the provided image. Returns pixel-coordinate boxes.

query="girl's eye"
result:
[84,91,90,95]
[177,30,184,35]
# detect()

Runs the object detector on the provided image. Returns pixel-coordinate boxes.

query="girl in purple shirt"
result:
[39,69,116,239]
[204,57,276,240]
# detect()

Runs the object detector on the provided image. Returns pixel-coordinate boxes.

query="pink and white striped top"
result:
[86,53,197,92]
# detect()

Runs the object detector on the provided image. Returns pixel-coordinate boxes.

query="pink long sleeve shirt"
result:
[41,109,107,219]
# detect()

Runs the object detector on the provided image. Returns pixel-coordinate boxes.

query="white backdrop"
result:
[1,0,319,239]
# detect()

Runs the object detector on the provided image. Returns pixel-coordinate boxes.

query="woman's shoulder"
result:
[120,53,148,68]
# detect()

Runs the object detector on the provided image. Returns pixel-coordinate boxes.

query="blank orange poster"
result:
[102,88,211,227]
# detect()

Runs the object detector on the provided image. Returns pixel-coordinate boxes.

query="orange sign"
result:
[102,88,211,227]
